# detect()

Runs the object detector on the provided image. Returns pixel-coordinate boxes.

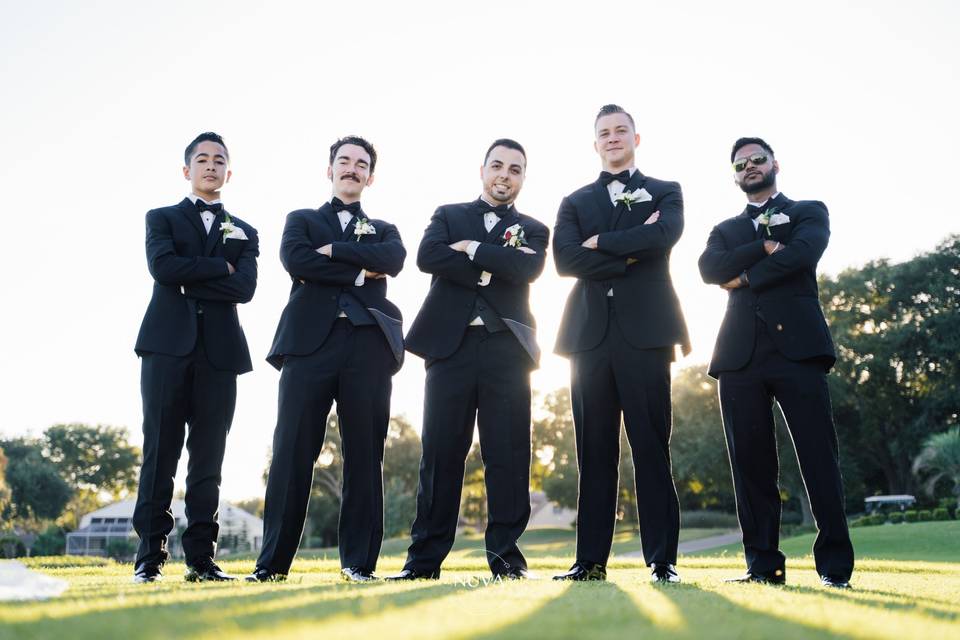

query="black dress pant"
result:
[719,323,854,580]
[405,328,532,575]
[257,320,393,574]
[133,321,236,567]
[569,304,679,566]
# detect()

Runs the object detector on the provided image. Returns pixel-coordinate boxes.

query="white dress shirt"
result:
[747,192,780,230]
[603,168,637,297]
[467,196,506,325]
[187,194,222,233]
[332,206,366,287]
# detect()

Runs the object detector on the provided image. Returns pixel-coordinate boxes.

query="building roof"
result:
[79,500,262,529]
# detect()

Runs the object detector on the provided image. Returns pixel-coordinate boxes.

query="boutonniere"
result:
[755,208,790,236]
[220,212,248,243]
[502,223,527,248]
[613,187,653,211]
[353,217,376,241]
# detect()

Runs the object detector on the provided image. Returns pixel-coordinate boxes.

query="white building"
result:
[65,499,263,558]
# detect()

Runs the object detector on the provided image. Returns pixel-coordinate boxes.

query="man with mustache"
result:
[249,136,406,583]
[388,139,548,580]
[698,137,854,589]
[553,105,690,583]
[133,132,258,583]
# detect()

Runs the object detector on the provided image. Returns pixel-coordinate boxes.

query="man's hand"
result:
[645,211,660,224]
[365,271,388,279]
[227,262,236,275]
[517,246,536,254]
[627,258,638,265]
[721,273,747,290]
[316,244,333,257]
[763,240,784,255]
[581,235,599,250]
[448,240,473,252]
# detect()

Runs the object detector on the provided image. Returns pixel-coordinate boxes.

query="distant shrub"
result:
[938,498,957,518]
[889,512,904,524]
[917,510,933,522]
[105,537,137,562]
[932,508,950,521]
[904,510,919,523]
[868,514,887,526]
[681,510,739,529]
[0,535,27,558]
[31,526,66,556]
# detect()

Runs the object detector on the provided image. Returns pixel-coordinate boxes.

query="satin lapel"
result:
[317,203,343,241]
[588,180,614,233]
[486,210,520,244]
[468,202,487,241]
[610,172,648,229]
[179,198,207,244]
[342,215,359,241]
[203,211,224,256]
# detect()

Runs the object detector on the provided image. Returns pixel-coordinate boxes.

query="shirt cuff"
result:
[354,270,365,287]
[466,241,481,260]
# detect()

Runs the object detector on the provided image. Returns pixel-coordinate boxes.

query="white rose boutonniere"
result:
[220,212,248,243]
[353,218,376,241]
[755,208,790,236]
[502,223,527,248]
[613,187,653,211]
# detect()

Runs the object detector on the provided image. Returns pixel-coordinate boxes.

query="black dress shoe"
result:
[133,563,163,584]
[384,568,441,581]
[184,559,237,582]
[650,564,681,584]
[342,567,378,582]
[725,568,786,585]
[553,562,607,581]
[244,567,287,583]
[820,575,851,589]
[494,567,536,580]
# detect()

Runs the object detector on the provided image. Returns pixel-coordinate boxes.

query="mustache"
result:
[340,173,362,182]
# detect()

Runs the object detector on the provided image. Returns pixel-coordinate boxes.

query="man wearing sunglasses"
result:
[698,137,855,589]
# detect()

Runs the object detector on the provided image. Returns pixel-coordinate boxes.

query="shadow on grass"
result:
[464,581,861,640]
[2,580,457,640]
[784,583,960,621]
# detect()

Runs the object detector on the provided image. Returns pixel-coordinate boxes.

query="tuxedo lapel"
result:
[179,198,207,244]
[341,215,359,241]
[588,180,614,234]
[610,171,648,229]
[317,203,343,241]
[203,211,223,256]
[485,209,519,244]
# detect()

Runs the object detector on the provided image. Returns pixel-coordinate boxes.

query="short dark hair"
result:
[594,104,635,130]
[329,135,378,173]
[484,138,527,166]
[185,132,229,166]
[731,137,775,162]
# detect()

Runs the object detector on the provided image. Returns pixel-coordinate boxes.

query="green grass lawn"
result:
[3,522,959,639]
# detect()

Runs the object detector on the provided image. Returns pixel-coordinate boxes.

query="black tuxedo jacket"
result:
[553,173,690,356]
[135,198,259,374]
[266,203,406,371]
[404,200,549,365]
[698,193,836,378]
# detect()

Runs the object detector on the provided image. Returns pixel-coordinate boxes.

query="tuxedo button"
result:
[776,324,783,331]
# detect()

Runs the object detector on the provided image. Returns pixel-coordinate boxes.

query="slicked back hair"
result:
[329,135,378,173]
[594,104,636,130]
[731,137,775,162]
[484,138,527,167]
[185,132,229,166]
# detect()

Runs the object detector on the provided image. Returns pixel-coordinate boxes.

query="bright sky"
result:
[1,1,957,501]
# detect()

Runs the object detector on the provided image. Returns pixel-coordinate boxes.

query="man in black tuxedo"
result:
[553,105,690,583]
[698,137,854,589]
[249,136,406,583]
[388,139,548,581]
[133,132,259,583]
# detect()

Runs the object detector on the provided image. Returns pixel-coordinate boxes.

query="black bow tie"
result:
[745,202,774,219]
[600,170,632,185]
[476,200,512,216]
[195,200,223,214]
[332,197,362,216]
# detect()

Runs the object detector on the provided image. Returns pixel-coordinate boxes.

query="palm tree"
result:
[912,427,960,505]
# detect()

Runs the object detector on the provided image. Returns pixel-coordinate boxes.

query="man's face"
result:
[327,143,374,200]
[594,113,640,169]
[480,146,526,205]
[733,143,779,194]
[183,141,231,195]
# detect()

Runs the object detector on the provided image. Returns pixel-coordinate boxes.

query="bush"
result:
[869,514,887,526]
[680,510,739,529]
[939,498,957,518]
[31,525,66,556]
[0,534,27,558]
[903,510,918,523]
[917,510,933,522]
[105,537,137,562]
[889,512,904,524]
[932,508,950,521]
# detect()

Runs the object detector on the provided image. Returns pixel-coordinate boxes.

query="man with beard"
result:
[249,136,406,583]
[553,105,690,583]
[388,139,548,580]
[698,137,854,589]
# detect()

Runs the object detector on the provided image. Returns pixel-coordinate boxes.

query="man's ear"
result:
[773,160,780,176]
[366,173,376,187]
[327,165,334,181]
[182,166,191,180]
[224,169,232,184]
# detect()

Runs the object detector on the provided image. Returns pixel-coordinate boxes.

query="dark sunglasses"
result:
[732,153,769,172]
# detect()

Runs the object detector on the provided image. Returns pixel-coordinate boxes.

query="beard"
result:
[739,170,776,194]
